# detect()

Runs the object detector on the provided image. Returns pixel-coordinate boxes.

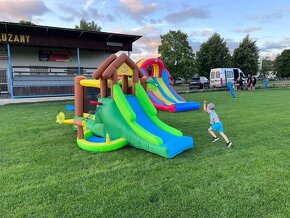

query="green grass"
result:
[1,89,290,217]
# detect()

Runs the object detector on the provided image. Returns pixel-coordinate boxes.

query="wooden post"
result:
[73,120,85,139]
[77,126,84,139]
[74,76,87,117]
[140,76,147,91]
[122,75,128,94]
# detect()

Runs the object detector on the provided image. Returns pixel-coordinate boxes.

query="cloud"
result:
[130,29,161,51]
[148,18,164,25]
[123,24,162,60]
[119,0,159,14]
[189,40,202,52]
[190,38,239,54]
[84,0,95,11]
[260,52,279,61]
[233,27,262,33]
[0,0,49,22]
[191,28,213,37]
[225,38,240,54]
[165,7,209,23]
[56,3,115,23]
[56,4,81,22]
[130,44,159,61]
[118,0,160,23]
[131,24,159,33]
[250,10,284,22]
[261,37,290,52]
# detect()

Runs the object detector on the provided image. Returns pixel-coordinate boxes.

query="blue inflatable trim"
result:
[66,105,75,111]
[175,102,200,112]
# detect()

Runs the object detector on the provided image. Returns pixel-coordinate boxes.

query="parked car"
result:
[174,77,184,85]
[189,76,209,89]
[209,68,246,88]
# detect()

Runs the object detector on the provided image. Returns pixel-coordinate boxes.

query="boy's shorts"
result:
[210,122,224,133]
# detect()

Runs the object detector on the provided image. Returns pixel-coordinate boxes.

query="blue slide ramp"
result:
[125,95,193,157]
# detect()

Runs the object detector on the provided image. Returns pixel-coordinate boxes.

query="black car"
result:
[189,76,209,89]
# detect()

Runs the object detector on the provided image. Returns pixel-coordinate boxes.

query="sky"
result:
[0,0,289,61]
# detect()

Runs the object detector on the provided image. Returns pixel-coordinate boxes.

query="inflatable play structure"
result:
[57,53,194,158]
[137,58,200,112]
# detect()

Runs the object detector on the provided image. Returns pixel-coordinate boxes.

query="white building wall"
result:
[0,45,115,94]
[79,50,114,68]
[10,46,78,67]
[9,46,113,69]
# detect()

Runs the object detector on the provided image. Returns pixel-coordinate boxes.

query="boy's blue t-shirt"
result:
[208,110,219,124]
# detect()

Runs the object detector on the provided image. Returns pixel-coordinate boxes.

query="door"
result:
[226,70,234,84]
[210,71,215,87]
[0,68,8,94]
[215,71,221,87]
[233,69,239,79]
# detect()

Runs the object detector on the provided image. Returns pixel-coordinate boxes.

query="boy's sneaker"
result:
[211,137,219,143]
[226,141,233,148]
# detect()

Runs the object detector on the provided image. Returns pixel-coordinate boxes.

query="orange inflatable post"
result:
[74,76,86,117]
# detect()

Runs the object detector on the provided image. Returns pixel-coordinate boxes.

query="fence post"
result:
[77,48,81,75]
[7,43,14,98]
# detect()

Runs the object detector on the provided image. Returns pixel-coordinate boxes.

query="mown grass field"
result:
[1,89,290,217]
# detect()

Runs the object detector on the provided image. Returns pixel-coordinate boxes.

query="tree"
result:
[260,58,274,77]
[19,20,36,25]
[158,30,195,79]
[233,35,259,76]
[274,49,290,77]
[195,33,231,78]
[75,18,102,31]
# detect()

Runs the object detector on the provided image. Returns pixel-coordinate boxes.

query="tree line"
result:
[158,30,289,79]
[18,20,289,79]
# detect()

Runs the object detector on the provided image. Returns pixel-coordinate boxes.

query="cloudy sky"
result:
[0,0,289,61]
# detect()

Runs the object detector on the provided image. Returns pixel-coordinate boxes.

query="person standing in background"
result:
[252,76,257,91]
[247,74,252,90]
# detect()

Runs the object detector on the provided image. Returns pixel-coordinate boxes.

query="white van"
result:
[210,68,246,88]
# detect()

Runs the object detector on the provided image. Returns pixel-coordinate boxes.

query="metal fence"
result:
[0,68,8,94]
[11,66,97,97]
[12,66,96,76]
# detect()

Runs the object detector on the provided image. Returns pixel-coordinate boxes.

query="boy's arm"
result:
[203,101,208,112]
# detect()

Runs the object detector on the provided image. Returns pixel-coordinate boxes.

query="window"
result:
[226,71,233,78]
[210,72,215,79]
[216,71,220,78]
[191,77,200,81]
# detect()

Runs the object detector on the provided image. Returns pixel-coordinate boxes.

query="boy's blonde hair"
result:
[207,103,215,110]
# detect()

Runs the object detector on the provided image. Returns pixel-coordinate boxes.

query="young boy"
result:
[203,100,232,148]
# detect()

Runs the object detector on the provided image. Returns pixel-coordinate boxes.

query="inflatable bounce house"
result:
[137,58,200,112]
[57,53,194,158]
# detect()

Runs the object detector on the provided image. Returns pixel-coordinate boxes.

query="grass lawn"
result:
[1,89,290,217]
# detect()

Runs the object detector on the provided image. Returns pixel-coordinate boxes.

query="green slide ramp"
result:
[93,84,192,158]
[95,98,169,157]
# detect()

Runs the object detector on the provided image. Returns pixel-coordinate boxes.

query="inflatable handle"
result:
[90,100,102,106]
